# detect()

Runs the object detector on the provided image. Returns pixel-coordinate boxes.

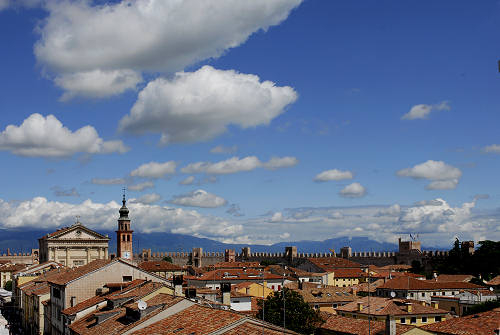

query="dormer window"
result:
[76,230,82,236]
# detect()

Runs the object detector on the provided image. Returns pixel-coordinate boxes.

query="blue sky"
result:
[0,0,499,248]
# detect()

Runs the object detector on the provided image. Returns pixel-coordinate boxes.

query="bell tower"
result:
[116,190,133,260]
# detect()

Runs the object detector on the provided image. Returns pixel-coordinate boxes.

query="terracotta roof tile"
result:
[333,268,367,278]
[48,259,113,285]
[436,274,474,282]
[337,296,448,316]
[487,274,500,286]
[421,309,500,335]
[129,304,244,335]
[222,321,299,334]
[189,268,282,282]
[138,261,182,272]
[295,286,355,304]
[307,257,363,271]
[0,263,26,273]
[319,314,416,335]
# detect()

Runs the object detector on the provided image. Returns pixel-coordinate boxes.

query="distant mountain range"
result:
[0,228,445,255]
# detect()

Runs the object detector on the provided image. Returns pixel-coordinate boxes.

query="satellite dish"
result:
[137,300,147,311]
[490,287,494,292]
[390,291,396,298]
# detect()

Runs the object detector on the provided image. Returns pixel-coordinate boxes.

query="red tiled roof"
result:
[223,321,299,334]
[47,259,113,285]
[189,268,282,282]
[337,296,448,316]
[295,286,355,304]
[436,274,474,282]
[0,263,26,273]
[377,277,485,291]
[307,257,363,271]
[487,274,500,286]
[211,261,262,269]
[130,304,244,335]
[319,314,416,335]
[138,261,182,272]
[288,266,325,277]
[421,309,500,335]
[334,268,367,278]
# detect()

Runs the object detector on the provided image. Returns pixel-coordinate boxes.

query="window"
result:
[410,293,414,297]
[314,305,319,309]
[400,318,406,324]
[421,292,425,297]
[435,316,442,322]
[410,317,416,324]
[333,304,337,308]
[123,276,132,282]
[422,317,427,323]
[451,307,456,313]
[52,287,60,299]
[73,260,84,266]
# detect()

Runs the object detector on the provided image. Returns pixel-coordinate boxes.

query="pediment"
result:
[48,225,109,241]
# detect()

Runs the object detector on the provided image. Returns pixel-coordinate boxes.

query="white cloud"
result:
[179,176,195,185]
[397,160,462,190]
[279,232,290,239]
[181,155,297,175]
[169,189,227,208]
[119,66,298,143]
[270,212,284,222]
[182,156,261,175]
[91,178,126,185]
[375,204,401,217]
[130,161,176,179]
[128,181,154,191]
[482,144,500,154]
[210,145,237,154]
[0,0,8,10]
[262,156,299,170]
[0,114,128,158]
[402,101,450,120]
[130,193,161,204]
[35,0,302,99]
[339,182,366,198]
[0,196,242,238]
[314,169,353,182]
[55,69,143,101]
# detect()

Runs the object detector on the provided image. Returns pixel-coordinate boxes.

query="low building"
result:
[137,261,184,279]
[331,268,367,287]
[233,281,274,299]
[0,263,26,288]
[336,296,449,326]
[186,268,288,291]
[376,276,487,303]
[293,285,355,313]
[298,257,366,273]
[45,258,170,335]
[420,307,500,335]
[431,289,498,316]
[317,314,433,335]
[288,266,330,285]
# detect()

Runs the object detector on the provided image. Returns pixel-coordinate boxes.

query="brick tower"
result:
[116,192,133,260]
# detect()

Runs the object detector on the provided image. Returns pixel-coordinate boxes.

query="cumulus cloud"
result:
[397,160,462,190]
[482,144,500,154]
[130,161,176,178]
[210,145,237,154]
[339,182,366,198]
[169,189,227,208]
[314,169,353,182]
[128,181,154,191]
[0,197,242,238]
[119,66,298,143]
[55,69,143,101]
[35,0,302,99]
[130,193,161,204]
[0,114,128,158]
[181,155,297,175]
[179,176,195,185]
[262,156,299,170]
[91,178,126,185]
[270,212,284,222]
[402,101,450,120]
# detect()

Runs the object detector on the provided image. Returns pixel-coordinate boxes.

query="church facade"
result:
[38,221,110,267]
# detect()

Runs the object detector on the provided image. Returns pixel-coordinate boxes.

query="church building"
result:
[116,193,133,260]
[38,220,110,267]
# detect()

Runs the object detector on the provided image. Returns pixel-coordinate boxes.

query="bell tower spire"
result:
[116,189,133,260]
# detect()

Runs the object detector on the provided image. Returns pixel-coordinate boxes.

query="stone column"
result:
[66,247,70,267]
[105,247,108,259]
[86,247,91,264]
[49,247,55,262]
[98,247,102,260]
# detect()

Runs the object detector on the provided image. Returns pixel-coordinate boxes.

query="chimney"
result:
[173,275,183,297]
[406,303,412,313]
[385,315,396,335]
[432,302,439,309]
[357,302,363,311]
[221,283,231,306]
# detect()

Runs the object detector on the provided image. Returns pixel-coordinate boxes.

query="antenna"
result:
[137,300,147,311]
[390,291,396,298]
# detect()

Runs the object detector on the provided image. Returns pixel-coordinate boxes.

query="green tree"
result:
[256,288,322,334]
[162,256,173,263]
[4,280,12,291]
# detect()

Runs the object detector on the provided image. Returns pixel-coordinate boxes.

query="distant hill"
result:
[0,228,401,255]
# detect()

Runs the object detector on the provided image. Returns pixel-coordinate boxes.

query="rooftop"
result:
[337,296,448,316]
[138,261,182,272]
[420,308,500,335]
[47,259,113,285]
[377,276,486,291]
[318,314,417,335]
